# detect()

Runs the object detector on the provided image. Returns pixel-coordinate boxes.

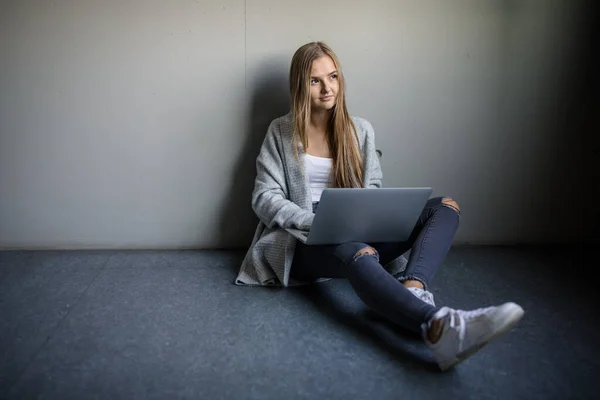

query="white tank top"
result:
[303,154,333,202]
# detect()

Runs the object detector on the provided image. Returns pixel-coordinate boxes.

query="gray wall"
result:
[0,0,596,249]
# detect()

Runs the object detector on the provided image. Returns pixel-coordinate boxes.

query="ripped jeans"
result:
[290,197,460,333]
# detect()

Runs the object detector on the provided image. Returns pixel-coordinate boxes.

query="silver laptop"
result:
[286,187,433,245]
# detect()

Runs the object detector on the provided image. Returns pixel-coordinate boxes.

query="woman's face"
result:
[309,56,339,113]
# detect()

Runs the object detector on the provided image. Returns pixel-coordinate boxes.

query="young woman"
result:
[236,41,524,371]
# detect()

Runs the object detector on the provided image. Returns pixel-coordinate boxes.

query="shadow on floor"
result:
[290,282,440,372]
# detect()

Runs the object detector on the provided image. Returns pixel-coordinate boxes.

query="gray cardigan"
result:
[235,112,407,287]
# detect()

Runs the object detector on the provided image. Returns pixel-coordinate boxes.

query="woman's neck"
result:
[309,110,331,134]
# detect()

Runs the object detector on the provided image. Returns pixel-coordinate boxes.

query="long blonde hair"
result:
[289,42,363,188]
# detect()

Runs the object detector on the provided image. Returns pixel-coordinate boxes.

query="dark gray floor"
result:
[0,246,598,400]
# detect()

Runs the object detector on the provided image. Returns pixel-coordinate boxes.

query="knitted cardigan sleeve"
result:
[251,120,315,231]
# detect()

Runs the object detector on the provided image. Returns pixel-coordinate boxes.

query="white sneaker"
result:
[423,302,524,371]
[407,287,436,307]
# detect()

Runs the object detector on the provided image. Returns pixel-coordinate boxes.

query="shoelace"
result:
[448,312,466,345]
[446,306,494,347]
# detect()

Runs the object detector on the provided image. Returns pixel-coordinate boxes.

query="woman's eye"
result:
[330,74,337,80]
[311,78,319,85]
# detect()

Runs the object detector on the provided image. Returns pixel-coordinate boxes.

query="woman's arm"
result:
[252,120,315,230]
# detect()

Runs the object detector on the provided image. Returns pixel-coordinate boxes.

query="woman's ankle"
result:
[402,279,424,290]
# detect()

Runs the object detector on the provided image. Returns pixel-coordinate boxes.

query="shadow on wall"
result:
[216,59,291,249]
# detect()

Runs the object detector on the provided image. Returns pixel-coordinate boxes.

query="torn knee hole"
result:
[443,203,460,213]
[442,198,460,214]
[353,247,377,260]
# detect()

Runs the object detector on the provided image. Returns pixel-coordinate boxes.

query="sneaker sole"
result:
[438,302,525,371]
